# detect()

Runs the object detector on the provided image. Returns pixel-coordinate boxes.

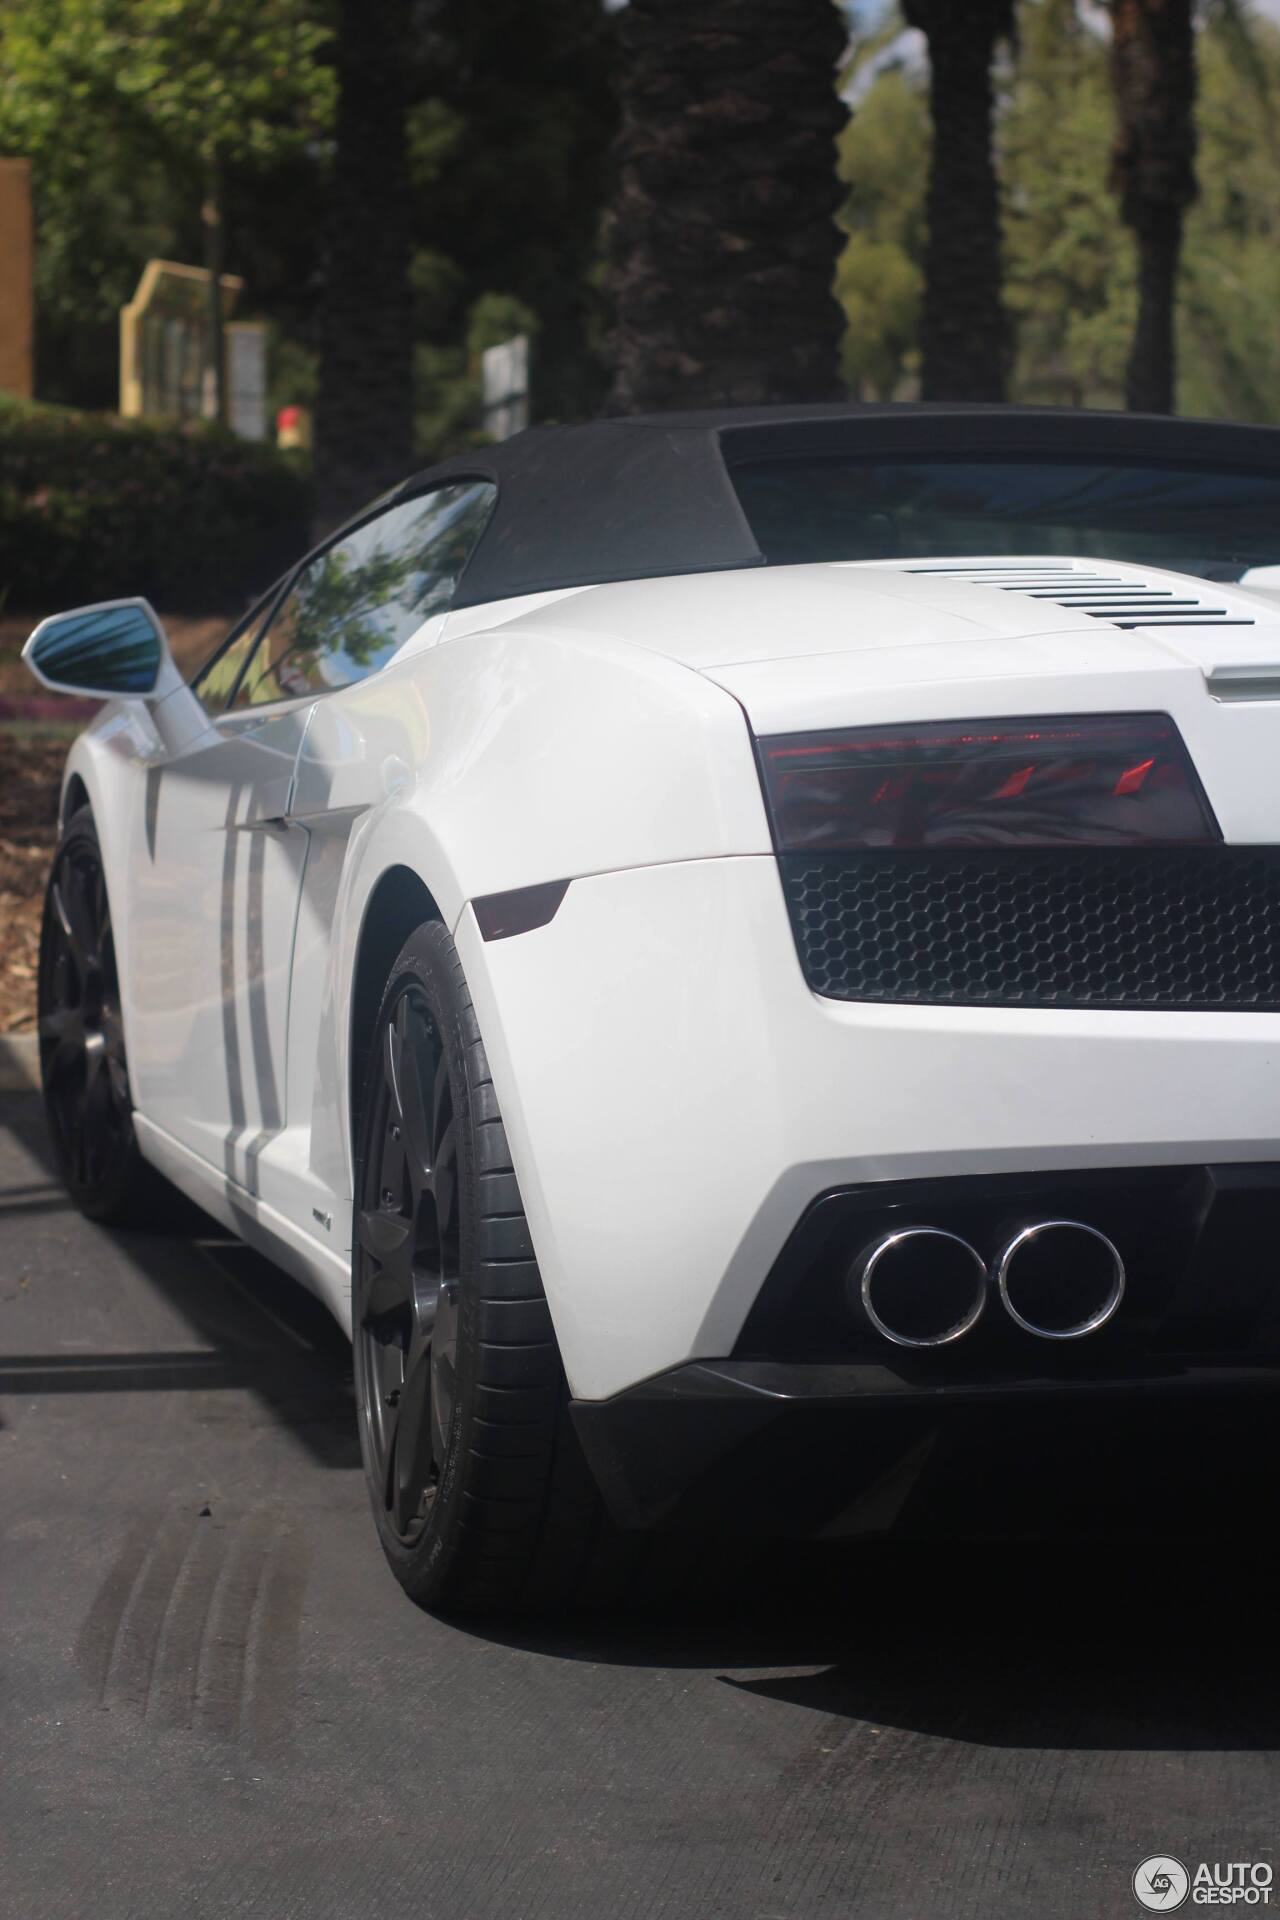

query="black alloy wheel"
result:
[351,917,640,1616]
[37,806,149,1220]
[356,983,461,1543]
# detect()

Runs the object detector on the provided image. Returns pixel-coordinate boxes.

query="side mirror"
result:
[22,597,175,700]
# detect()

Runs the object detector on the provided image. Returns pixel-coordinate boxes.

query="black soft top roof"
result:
[392,403,1280,610]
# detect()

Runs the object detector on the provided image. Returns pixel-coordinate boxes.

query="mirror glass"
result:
[26,601,163,696]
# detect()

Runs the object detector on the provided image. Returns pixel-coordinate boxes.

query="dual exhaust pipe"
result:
[853,1220,1125,1349]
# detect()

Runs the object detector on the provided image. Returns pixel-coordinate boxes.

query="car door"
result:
[121,584,315,1191]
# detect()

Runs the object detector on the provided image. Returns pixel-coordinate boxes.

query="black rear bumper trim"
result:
[570,1356,1280,1530]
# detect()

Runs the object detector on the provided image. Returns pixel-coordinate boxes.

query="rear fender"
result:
[299,620,772,1204]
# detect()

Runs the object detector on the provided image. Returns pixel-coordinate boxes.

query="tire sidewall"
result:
[352,919,484,1592]
[38,806,141,1220]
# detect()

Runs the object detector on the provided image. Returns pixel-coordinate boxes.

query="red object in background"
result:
[275,403,311,451]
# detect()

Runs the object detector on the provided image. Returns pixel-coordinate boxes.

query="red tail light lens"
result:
[758,714,1219,851]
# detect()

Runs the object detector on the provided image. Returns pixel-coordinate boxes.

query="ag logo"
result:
[1133,1857,1190,1911]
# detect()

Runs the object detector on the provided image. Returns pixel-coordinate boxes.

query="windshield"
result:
[729,456,1280,582]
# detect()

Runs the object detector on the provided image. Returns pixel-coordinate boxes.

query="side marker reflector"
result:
[473,879,570,942]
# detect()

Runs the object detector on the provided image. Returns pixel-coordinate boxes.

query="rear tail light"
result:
[757,714,1219,851]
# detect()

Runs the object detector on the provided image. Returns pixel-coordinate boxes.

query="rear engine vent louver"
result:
[906,563,1255,629]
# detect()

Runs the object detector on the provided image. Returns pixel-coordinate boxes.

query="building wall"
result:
[0,159,34,399]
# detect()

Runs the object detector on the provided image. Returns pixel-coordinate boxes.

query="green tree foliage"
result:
[1179,16,1280,420]
[837,0,1280,421]
[0,0,333,410]
[1,0,614,448]
[0,0,174,402]
[109,0,332,169]
[837,62,926,398]
[1002,0,1136,405]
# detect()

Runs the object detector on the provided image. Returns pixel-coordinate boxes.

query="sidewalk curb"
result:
[0,1033,40,1092]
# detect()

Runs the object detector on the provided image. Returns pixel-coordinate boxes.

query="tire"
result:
[352,917,628,1615]
[37,804,160,1223]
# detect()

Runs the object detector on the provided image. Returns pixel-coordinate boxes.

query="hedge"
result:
[0,397,313,613]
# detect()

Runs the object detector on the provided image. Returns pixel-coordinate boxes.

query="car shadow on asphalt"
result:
[474,1534,1280,1751]
[0,1092,358,1470]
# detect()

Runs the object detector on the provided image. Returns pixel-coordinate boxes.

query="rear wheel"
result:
[352,917,626,1615]
[37,805,156,1222]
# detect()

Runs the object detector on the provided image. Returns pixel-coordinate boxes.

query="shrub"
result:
[0,397,313,612]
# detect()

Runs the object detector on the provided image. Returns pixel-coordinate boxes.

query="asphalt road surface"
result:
[3,1086,1277,1920]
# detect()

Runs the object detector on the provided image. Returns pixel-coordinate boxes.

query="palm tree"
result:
[900,0,1016,402]
[314,0,416,530]
[602,0,849,413]
[1107,0,1197,414]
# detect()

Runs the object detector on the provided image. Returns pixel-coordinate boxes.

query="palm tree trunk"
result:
[902,0,1014,402]
[1127,205,1183,413]
[315,0,415,531]
[603,0,848,413]
[1108,0,1197,415]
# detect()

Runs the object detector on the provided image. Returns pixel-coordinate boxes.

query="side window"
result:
[230,481,496,711]
[189,585,283,711]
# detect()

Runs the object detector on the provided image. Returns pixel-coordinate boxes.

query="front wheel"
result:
[352,917,623,1615]
[37,805,157,1222]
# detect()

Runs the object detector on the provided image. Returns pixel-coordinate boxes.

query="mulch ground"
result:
[0,730,67,1034]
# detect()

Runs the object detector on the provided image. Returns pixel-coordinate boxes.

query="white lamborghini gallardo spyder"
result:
[24,404,1280,1611]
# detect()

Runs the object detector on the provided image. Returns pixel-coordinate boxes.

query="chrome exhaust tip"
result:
[994,1220,1125,1340]
[851,1228,988,1349]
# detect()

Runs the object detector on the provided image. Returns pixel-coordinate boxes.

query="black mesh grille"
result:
[779,849,1280,1008]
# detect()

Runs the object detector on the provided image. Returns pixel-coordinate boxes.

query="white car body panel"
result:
[49,551,1280,1397]
[457,857,1280,1399]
